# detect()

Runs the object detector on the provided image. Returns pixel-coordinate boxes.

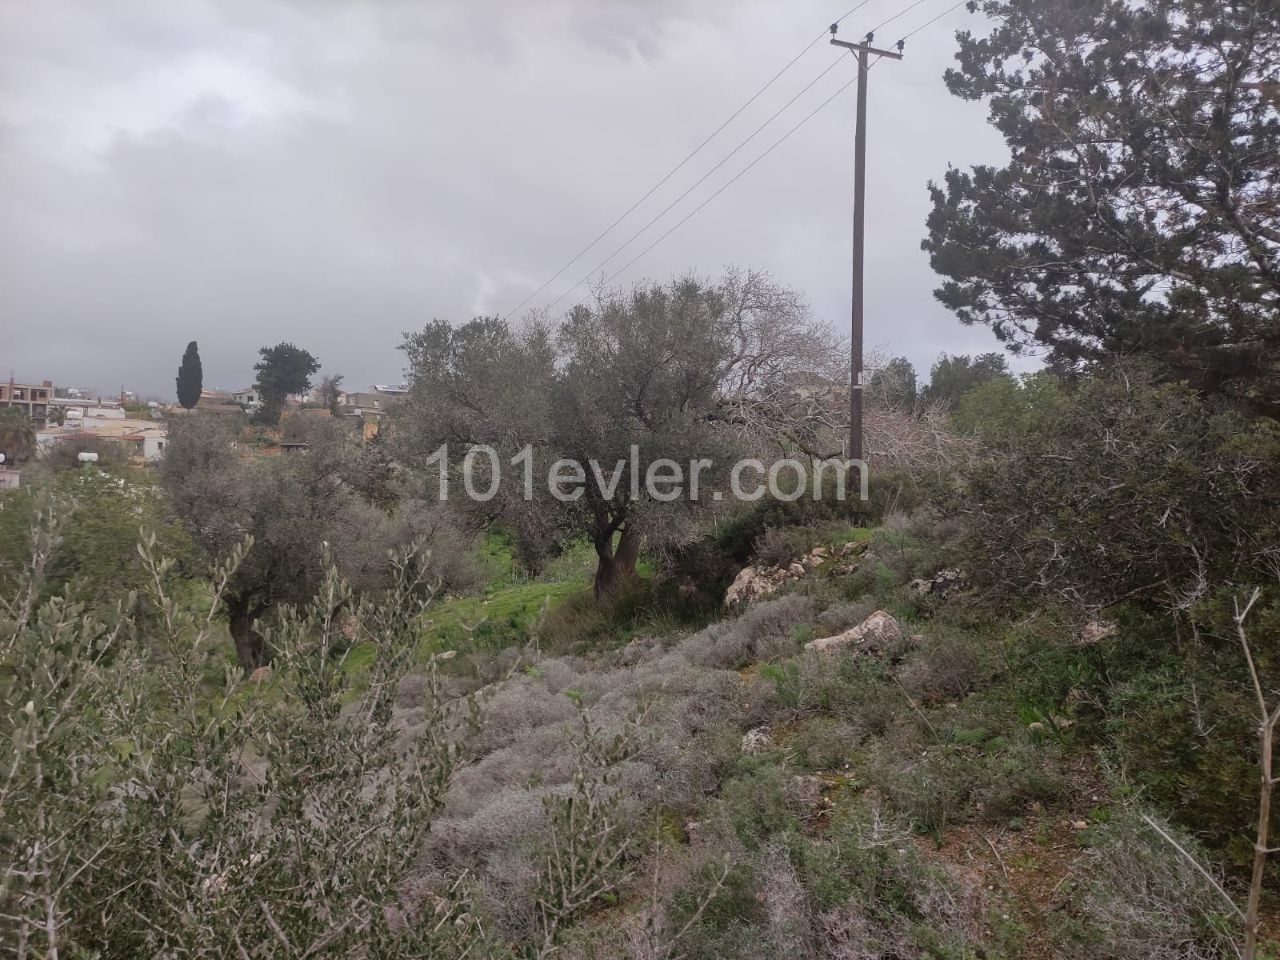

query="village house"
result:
[338,383,406,422]
[233,387,260,408]
[163,387,244,417]
[37,411,168,462]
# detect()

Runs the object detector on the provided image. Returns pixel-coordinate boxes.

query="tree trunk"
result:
[593,526,641,600]
[226,594,264,671]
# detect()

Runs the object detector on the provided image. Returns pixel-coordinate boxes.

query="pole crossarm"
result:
[829,39,903,59]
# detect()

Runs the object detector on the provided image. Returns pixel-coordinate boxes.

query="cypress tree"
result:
[176,341,203,410]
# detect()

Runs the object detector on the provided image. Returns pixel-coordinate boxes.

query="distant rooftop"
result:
[39,417,161,439]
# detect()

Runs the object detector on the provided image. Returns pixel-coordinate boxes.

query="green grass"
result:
[427,578,585,650]
[340,534,598,674]
[831,525,875,546]
[477,530,520,585]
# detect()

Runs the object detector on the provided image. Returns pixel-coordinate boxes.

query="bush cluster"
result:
[958,368,1280,613]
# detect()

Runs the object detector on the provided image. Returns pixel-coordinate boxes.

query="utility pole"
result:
[830,25,902,463]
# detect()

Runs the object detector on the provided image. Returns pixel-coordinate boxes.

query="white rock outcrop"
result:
[804,609,903,656]
[724,541,870,609]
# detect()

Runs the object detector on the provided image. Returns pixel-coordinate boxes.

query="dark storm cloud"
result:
[0,0,1025,398]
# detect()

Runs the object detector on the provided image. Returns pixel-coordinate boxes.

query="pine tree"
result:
[254,342,319,424]
[923,0,1280,418]
[176,341,202,410]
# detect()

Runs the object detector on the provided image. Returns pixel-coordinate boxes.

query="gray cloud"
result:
[0,0,1027,398]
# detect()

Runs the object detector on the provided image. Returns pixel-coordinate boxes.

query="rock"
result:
[910,568,969,598]
[804,610,903,656]
[827,539,871,573]
[741,726,771,754]
[804,630,858,655]
[247,665,272,684]
[1027,721,1046,733]
[725,565,779,608]
[1079,619,1118,645]
[724,559,811,608]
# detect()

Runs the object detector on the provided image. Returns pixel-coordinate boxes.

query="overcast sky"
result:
[0,0,1031,399]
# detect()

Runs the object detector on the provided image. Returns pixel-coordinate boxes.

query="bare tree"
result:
[317,371,344,414]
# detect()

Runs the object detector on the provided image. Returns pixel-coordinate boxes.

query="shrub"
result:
[1,523,480,956]
[959,367,1280,611]
[713,492,860,566]
[666,860,769,960]
[807,798,990,957]
[786,715,861,771]
[40,434,129,472]
[1103,660,1261,867]
[0,473,195,611]
[798,653,902,737]
[1058,811,1240,959]
[753,523,824,569]
[897,628,990,704]
[717,760,800,848]
[867,731,1066,835]
[681,594,818,670]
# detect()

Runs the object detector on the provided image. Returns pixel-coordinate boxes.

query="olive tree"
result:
[161,415,474,668]
[397,270,839,597]
[1,510,482,956]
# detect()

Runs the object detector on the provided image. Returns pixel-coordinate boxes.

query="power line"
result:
[523,0,975,314]
[541,52,851,312]
[579,1,970,294]
[601,72,861,288]
[502,0,877,318]
[865,0,934,36]
[894,0,971,43]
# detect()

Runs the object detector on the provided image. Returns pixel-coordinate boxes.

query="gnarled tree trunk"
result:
[226,593,265,671]
[593,526,641,599]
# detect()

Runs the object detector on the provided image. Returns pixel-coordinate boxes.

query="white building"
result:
[37,417,168,462]
[122,426,168,461]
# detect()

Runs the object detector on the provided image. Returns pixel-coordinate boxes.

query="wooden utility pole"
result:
[830,26,901,462]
